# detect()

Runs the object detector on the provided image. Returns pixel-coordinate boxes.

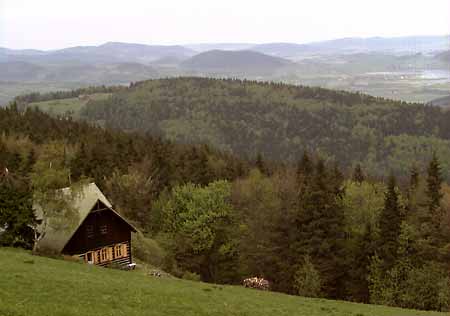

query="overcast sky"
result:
[1,0,449,50]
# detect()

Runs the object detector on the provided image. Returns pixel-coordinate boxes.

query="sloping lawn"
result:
[0,248,445,316]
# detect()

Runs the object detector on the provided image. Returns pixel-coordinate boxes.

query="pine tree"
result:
[352,164,365,183]
[409,163,420,191]
[378,174,402,270]
[255,152,269,176]
[426,153,443,224]
[294,159,346,298]
[296,151,314,189]
[355,222,376,303]
[22,148,36,175]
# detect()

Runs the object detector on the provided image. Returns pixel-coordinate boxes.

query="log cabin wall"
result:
[62,202,132,261]
[78,240,132,267]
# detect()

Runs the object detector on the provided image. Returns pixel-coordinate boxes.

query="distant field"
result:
[0,81,91,107]
[27,93,110,118]
[0,248,445,316]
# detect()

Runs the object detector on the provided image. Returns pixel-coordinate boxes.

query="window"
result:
[86,225,94,238]
[101,248,108,261]
[115,244,122,258]
[100,224,107,235]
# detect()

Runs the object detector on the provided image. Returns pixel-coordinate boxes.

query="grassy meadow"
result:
[0,248,445,316]
[26,93,110,118]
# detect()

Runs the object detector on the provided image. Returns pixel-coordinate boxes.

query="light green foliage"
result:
[0,248,445,316]
[294,256,323,298]
[384,135,450,178]
[131,232,166,267]
[163,180,233,253]
[343,180,385,237]
[27,93,110,118]
[232,169,281,277]
[160,180,237,282]
[369,222,450,312]
[31,142,72,191]
[104,163,157,229]
[401,263,450,311]
[30,142,85,252]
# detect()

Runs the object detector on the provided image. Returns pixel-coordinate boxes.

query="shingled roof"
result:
[34,182,136,253]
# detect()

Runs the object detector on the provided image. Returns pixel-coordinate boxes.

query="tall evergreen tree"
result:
[255,152,269,176]
[352,164,365,183]
[0,174,35,249]
[378,174,402,270]
[296,151,313,183]
[409,163,420,191]
[426,153,443,224]
[294,159,346,298]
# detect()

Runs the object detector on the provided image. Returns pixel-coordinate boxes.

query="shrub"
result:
[294,256,323,298]
[131,232,166,267]
[182,271,201,282]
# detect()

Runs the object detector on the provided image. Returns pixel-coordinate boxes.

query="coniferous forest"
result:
[2,79,450,312]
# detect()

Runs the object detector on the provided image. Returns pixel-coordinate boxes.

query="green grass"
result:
[27,93,110,118]
[0,248,445,316]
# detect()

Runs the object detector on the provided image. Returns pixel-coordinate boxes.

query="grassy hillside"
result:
[0,248,444,316]
[27,93,110,118]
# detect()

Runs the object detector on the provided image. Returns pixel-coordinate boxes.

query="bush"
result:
[294,256,323,298]
[182,271,201,282]
[401,263,450,312]
[369,256,450,312]
[131,232,166,267]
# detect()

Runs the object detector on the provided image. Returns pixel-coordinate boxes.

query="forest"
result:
[2,84,450,312]
[27,77,449,179]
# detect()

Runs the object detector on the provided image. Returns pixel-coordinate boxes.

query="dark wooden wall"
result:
[63,206,132,255]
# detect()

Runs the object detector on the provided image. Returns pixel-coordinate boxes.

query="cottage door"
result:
[86,252,94,264]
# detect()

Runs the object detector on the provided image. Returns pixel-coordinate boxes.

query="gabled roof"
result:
[35,182,136,253]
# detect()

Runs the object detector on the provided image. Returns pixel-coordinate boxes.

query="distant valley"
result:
[1,35,449,105]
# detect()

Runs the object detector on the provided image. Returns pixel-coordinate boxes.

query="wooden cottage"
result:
[35,183,137,267]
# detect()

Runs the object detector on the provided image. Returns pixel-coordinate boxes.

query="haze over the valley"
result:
[0,0,449,105]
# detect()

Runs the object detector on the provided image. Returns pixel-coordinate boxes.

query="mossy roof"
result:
[34,182,136,253]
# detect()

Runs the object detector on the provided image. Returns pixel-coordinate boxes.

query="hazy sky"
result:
[1,0,449,50]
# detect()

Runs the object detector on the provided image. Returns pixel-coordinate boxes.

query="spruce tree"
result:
[294,159,346,298]
[352,164,365,183]
[255,152,269,176]
[296,151,313,185]
[426,153,443,223]
[409,163,420,191]
[378,174,402,270]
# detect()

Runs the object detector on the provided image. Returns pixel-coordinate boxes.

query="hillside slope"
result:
[77,77,450,177]
[181,50,292,75]
[0,248,444,316]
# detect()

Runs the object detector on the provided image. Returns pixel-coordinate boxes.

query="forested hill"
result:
[181,50,291,74]
[75,77,450,178]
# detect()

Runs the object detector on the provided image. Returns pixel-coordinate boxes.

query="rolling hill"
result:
[0,42,196,64]
[429,95,450,108]
[250,43,312,58]
[38,77,449,178]
[0,61,45,81]
[0,248,444,316]
[0,61,159,83]
[181,50,292,75]
[436,50,450,62]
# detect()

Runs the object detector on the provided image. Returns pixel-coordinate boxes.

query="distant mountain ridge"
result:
[181,50,292,75]
[2,35,448,62]
[0,42,196,64]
